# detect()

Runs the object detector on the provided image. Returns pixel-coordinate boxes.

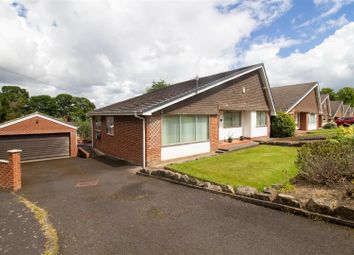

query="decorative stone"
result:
[171,172,182,181]
[263,187,277,200]
[305,198,333,215]
[189,177,198,185]
[203,182,212,189]
[334,205,354,220]
[180,175,190,183]
[253,192,273,201]
[221,185,235,194]
[208,184,222,192]
[236,186,258,197]
[140,168,150,175]
[271,184,284,190]
[274,194,300,208]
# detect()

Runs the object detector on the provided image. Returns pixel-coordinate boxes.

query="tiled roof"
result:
[330,101,342,117]
[89,64,264,115]
[271,82,317,112]
[320,94,329,102]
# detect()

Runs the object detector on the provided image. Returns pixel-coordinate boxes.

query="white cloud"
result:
[316,14,349,33]
[0,0,292,107]
[239,22,354,89]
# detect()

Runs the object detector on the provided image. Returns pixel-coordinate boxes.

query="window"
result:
[162,115,209,146]
[106,117,114,135]
[309,113,316,125]
[95,116,101,130]
[256,112,267,127]
[223,111,242,128]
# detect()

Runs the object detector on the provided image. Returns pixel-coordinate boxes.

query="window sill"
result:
[223,126,242,129]
[162,140,210,148]
[256,125,268,128]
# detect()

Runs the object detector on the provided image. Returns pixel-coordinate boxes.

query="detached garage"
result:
[0,113,77,162]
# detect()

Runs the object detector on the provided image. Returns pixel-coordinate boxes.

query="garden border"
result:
[137,171,354,228]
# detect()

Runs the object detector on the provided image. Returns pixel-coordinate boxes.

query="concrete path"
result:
[0,192,44,255]
[20,157,354,255]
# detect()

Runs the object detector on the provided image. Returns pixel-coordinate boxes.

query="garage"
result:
[0,113,77,162]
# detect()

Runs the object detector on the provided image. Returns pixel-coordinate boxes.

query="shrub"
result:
[77,120,92,142]
[295,138,354,185]
[323,122,337,129]
[271,112,296,138]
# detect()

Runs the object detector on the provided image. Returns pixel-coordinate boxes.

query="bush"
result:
[271,112,296,138]
[323,122,337,129]
[295,138,354,185]
[77,120,92,142]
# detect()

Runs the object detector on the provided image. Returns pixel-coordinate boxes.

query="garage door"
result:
[0,133,70,161]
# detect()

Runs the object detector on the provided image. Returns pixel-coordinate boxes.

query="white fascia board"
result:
[286,83,322,114]
[88,112,139,116]
[0,113,77,130]
[143,65,276,116]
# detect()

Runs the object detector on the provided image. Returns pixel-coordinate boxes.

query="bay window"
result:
[162,115,209,146]
[256,111,267,127]
[223,111,242,128]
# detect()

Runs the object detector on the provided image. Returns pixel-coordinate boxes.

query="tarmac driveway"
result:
[20,157,354,255]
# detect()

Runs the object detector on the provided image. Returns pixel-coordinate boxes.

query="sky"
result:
[0,0,354,107]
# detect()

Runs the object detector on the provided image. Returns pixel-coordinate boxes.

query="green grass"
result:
[303,128,340,138]
[168,145,298,190]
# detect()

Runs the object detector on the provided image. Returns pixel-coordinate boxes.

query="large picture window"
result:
[162,115,209,146]
[309,113,316,125]
[256,112,267,127]
[106,117,114,135]
[223,111,242,128]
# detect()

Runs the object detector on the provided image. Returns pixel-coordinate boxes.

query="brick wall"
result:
[299,112,308,131]
[146,114,162,166]
[0,150,21,191]
[93,116,143,165]
[0,116,77,157]
[209,115,219,151]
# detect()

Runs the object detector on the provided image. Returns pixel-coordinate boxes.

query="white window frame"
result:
[106,116,114,136]
[223,111,242,128]
[256,111,268,127]
[309,113,317,125]
[162,115,209,146]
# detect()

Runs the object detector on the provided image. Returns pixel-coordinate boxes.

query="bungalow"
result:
[89,63,276,167]
[330,101,344,121]
[271,82,322,131]
[343,104,352,117]
[320,94,332,124]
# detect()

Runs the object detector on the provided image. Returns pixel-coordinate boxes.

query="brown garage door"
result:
[0,133,70,161]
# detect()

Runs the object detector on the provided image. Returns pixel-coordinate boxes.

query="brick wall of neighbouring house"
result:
[146,114,162,166]
[0,150,21,191]
[209,115,219,151]
[0,116,77,157]
[93,116,143,165]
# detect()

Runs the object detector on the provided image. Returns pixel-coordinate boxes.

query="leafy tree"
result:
[336,87,354,107]
[71,97,96,122]
[145,79,169,93]
[0,86,29,121]
[320,88,336,100]
[271,112,296,138]
[55,93,75,121]
[28,95,56,116]
[77,119,92,141]
[0,93,9,122]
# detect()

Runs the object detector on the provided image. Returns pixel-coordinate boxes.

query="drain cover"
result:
[75,180,99,188]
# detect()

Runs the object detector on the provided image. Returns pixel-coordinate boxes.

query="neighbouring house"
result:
[330,101,345,121]
[343,104,352,117]
[320,94,332,124]
[271,82,322,131]
[0,113,77,162]
[89,63,276,167]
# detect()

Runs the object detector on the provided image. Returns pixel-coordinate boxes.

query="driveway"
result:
[20,157,354,255]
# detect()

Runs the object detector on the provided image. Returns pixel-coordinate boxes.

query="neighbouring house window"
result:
[106,116,114,135]
[256,111,267,127]
[223,111,242,128]
[309,113,316,125]
[95,116,101,130]
[162,115,209,146]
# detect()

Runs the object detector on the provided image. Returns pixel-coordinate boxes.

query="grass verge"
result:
[16,194,59,255]
[168,145,298,190]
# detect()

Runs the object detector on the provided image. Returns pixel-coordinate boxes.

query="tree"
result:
[55,93,75,121]
[71,97,96,122]
[336,87,354,107]
[320,88,336,100]
[0,86,29,121]
[28,95,56,116]
[145,80,169,93]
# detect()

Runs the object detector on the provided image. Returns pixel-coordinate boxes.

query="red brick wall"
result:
[209,115,219,151]
[146,114,161,166]
[0,150,21,191]
[93,116,143,165]
[0,116,77,157]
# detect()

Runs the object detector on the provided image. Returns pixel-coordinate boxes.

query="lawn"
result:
[302,128,340,138]
[168,145,298,190]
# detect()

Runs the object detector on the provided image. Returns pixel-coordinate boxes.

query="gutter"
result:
[134,112,146,169]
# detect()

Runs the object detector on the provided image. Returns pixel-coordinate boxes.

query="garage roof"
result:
[0,113,77,130]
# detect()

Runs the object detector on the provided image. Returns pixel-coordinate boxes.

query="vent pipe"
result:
[195,75,199,93]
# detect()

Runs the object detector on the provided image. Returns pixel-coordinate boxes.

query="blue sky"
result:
[1,0,354,107]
